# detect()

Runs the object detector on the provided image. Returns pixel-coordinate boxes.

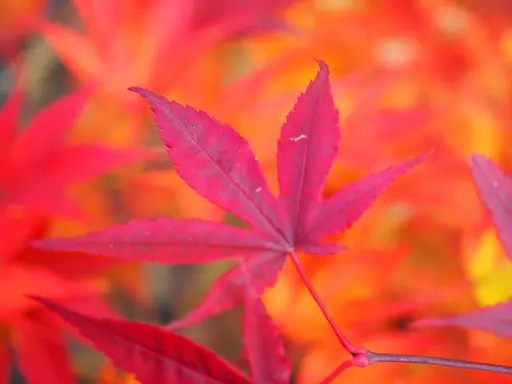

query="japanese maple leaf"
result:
[31,296,255,384]
[469,154,512,260]
[187,0,295,36]
[39,0,295,109]
[0,81,151,383]
[412,298,512,339]
[411,153,512,339]
[31,60,429,328]
[242,293,291,383]
[0,256,113,384]
[0,83,146,217]
[0,210,124,384]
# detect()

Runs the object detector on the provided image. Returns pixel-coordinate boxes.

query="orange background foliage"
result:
[1,0,512,383]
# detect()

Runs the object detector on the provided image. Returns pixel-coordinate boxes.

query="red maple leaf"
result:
[31,296,287,384]
[242,295,291,383]
[39,0,295,110]
[0,81,146,218]
[31,60,429,338]
[410,154,512,360]
[413,298,512,339]
[0,78,151,383]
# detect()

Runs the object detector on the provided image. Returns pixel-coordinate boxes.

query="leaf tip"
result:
[127,86,146,95]
[27,295,55,311]
[409,148,435,168]
[313,58,330,75]
[469,153,491,169]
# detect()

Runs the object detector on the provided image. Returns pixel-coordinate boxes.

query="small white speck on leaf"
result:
[255,187,262,192]
[290,134,307,142]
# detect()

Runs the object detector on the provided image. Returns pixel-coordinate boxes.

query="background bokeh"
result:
[1,0,512,383]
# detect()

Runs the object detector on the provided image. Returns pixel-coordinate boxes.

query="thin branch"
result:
[319,359,356,384]
[366,350,512,375]
[289,250,362,354]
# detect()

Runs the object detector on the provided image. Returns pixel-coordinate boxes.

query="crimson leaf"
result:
[31,60,428,331]
[412,298,512,339]
[31,296,252,384]
[470,154,512,260]
[412,154,512,343]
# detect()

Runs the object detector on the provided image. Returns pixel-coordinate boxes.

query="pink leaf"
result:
[32,297,252,384]
[412,299,512,339]
[277,60,340,242]
[470,154,512,259]
[12,318,76,384]
[306,151,432,240]
[32,218,281,264]
[243,298,291,384]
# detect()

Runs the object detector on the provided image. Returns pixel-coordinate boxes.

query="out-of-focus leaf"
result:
[413,299,512,339]
[470,153,512,260]
[11,317,75,384]
[0,86,147,218]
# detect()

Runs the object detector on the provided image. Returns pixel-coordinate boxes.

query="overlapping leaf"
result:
[0,81,151,384]
[413,298,512,339]
[32,61,428,332]
[470,154,512,260]
[0,0,44,59]
[0,234,117,384]
[412,153,512,345]
[39,0,295,108]
[32,296,253,384]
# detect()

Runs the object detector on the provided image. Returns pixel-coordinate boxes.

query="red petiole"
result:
[290,250,512,383]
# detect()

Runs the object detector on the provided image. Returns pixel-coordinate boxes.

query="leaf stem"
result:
[319,359,356,384]
[365,350,512,374]
[289,251,361,354]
